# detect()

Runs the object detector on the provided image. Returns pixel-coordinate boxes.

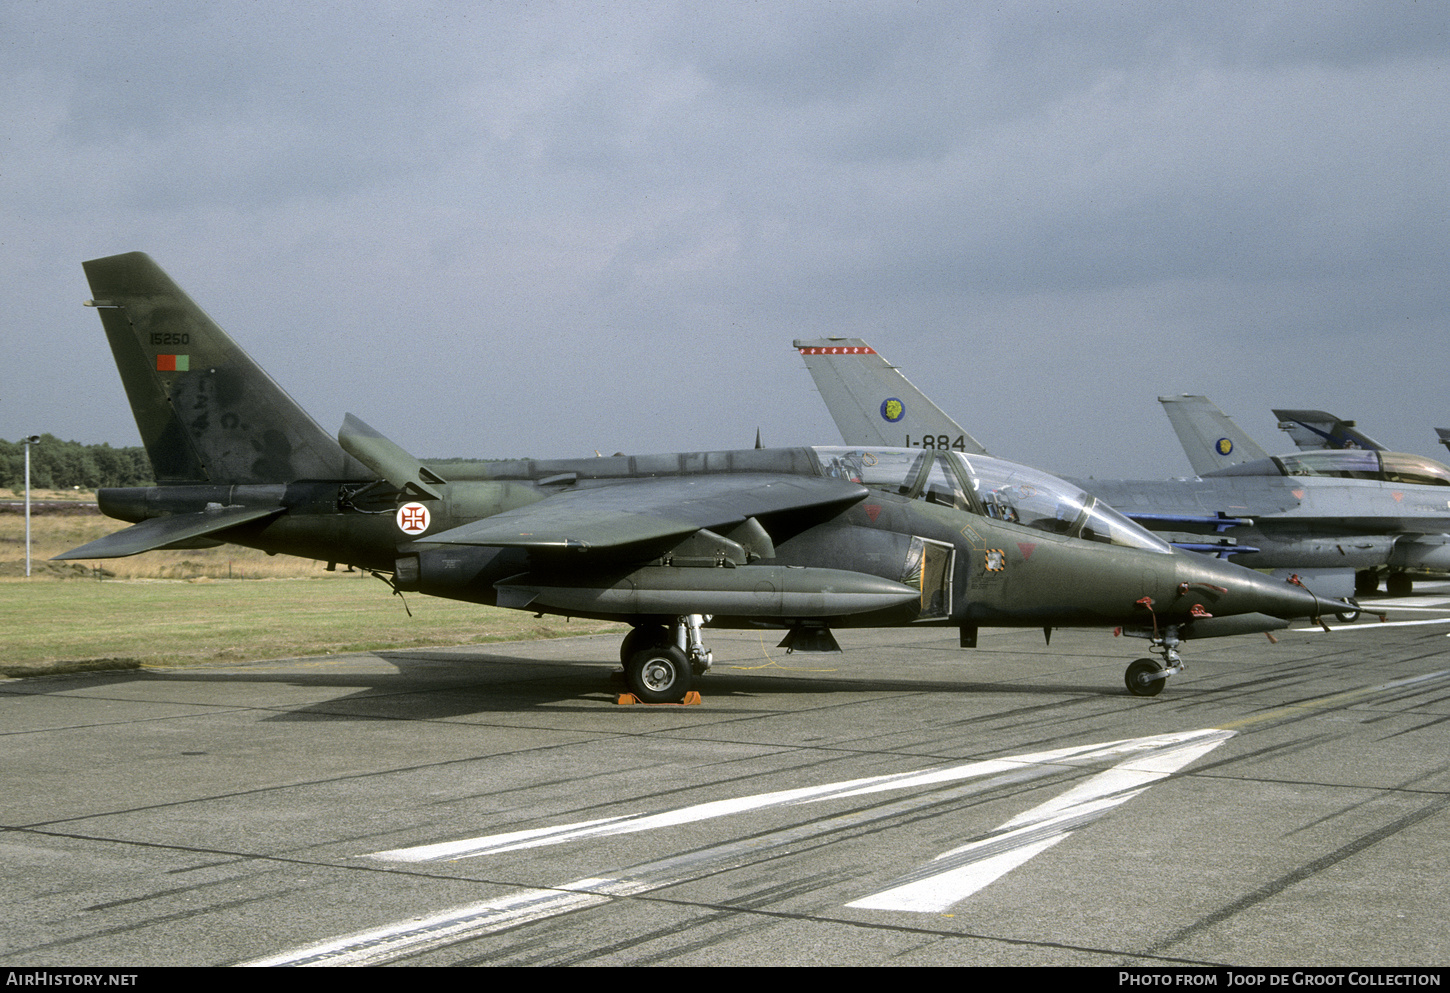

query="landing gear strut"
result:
[1122,624,1185,698]
[621,614,713,702]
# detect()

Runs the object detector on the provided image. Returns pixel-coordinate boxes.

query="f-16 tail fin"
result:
[82,252,370,484]
[1157,395,1269,477]
[1272,408,1385,452]
[794,338,989,454]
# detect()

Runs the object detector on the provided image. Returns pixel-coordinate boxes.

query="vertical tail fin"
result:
[1157,396,1270,476]
[83,252,369,484]
[794,338,989,454]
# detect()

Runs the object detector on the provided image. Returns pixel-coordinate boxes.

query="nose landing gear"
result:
[1122,625,1186,698]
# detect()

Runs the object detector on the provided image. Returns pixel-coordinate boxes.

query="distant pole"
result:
[23,435,40,577]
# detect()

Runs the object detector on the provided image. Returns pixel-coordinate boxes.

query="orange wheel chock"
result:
[616,691,702,706]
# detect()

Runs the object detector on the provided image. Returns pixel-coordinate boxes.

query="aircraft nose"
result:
[1172,553,1325,621]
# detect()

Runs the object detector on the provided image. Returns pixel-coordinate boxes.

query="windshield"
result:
[1276,450,1381,479]
[951,453,1171,553]
[1274,450,1450,486]
[1378,453,1450,486]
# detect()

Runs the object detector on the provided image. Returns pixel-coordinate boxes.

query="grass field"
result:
[0,579,624,675]
[0,493,349,581]
[0,495,624,674]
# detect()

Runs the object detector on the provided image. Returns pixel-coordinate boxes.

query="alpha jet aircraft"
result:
[57,254,1324,701]
[796,338,1450,603]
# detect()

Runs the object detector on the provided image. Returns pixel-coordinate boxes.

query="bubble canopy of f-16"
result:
[1207,449,1450,487]
[813,447,1173,554]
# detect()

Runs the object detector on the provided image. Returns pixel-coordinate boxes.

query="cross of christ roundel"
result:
[396,502,431,535]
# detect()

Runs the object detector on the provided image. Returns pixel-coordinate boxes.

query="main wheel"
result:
[1125,658,1165,697]
[1386,573,1413,597]
[626,645,693,703]
[1334,598,1362,624]
[1355,570,1379,596]
[619,624,670,664]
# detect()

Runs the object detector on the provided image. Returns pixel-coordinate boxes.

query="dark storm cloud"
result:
[2,1,1447,478]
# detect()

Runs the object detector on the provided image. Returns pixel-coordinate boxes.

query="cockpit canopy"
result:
[813,447,1172,554]
[1207,450,1450,487]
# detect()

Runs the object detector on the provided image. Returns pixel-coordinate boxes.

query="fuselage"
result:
[95,444,1321,635]
[1077,471,1450,570]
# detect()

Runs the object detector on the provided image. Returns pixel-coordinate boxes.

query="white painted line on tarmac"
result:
[368,729,1228,863]
[846,730,1233,912]
[245,730,1232,965]
[1300,617,1450,632]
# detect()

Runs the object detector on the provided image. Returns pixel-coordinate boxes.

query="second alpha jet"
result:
[57,254,1324,700]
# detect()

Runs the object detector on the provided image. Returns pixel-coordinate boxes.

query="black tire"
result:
[1355,570,1379,596]
[1125,658,1165,697]
[619,624,670,664]
[1386,573,1413,597]
[626,645,693,703]
[1334,598,1361,624]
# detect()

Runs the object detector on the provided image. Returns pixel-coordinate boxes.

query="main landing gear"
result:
[1123,626,1186,698]
[619,614,713,703]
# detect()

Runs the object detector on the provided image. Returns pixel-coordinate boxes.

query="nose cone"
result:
[1171,552,1325,621]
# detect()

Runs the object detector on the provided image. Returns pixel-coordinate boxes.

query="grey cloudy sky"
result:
[3,1,1447,479]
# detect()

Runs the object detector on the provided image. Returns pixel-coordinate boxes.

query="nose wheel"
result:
[1122,624,1185,697]
[1125,658,1167,697]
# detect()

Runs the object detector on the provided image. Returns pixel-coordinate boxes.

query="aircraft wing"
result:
[795,338,989,454]
[54,505,285,559]
[423,474,866,551]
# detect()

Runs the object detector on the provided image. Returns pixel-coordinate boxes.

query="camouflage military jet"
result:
[796,338,1450,603]
[57,254,1325,701]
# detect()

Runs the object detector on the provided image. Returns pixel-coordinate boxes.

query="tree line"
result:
[0,436,153,490]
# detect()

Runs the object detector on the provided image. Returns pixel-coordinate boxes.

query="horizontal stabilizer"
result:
[53,505,283,560]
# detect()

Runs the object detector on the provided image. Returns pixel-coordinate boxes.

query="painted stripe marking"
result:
[368,730,1227,862]
[244,730,1231,966]
[846,730,1233,912]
